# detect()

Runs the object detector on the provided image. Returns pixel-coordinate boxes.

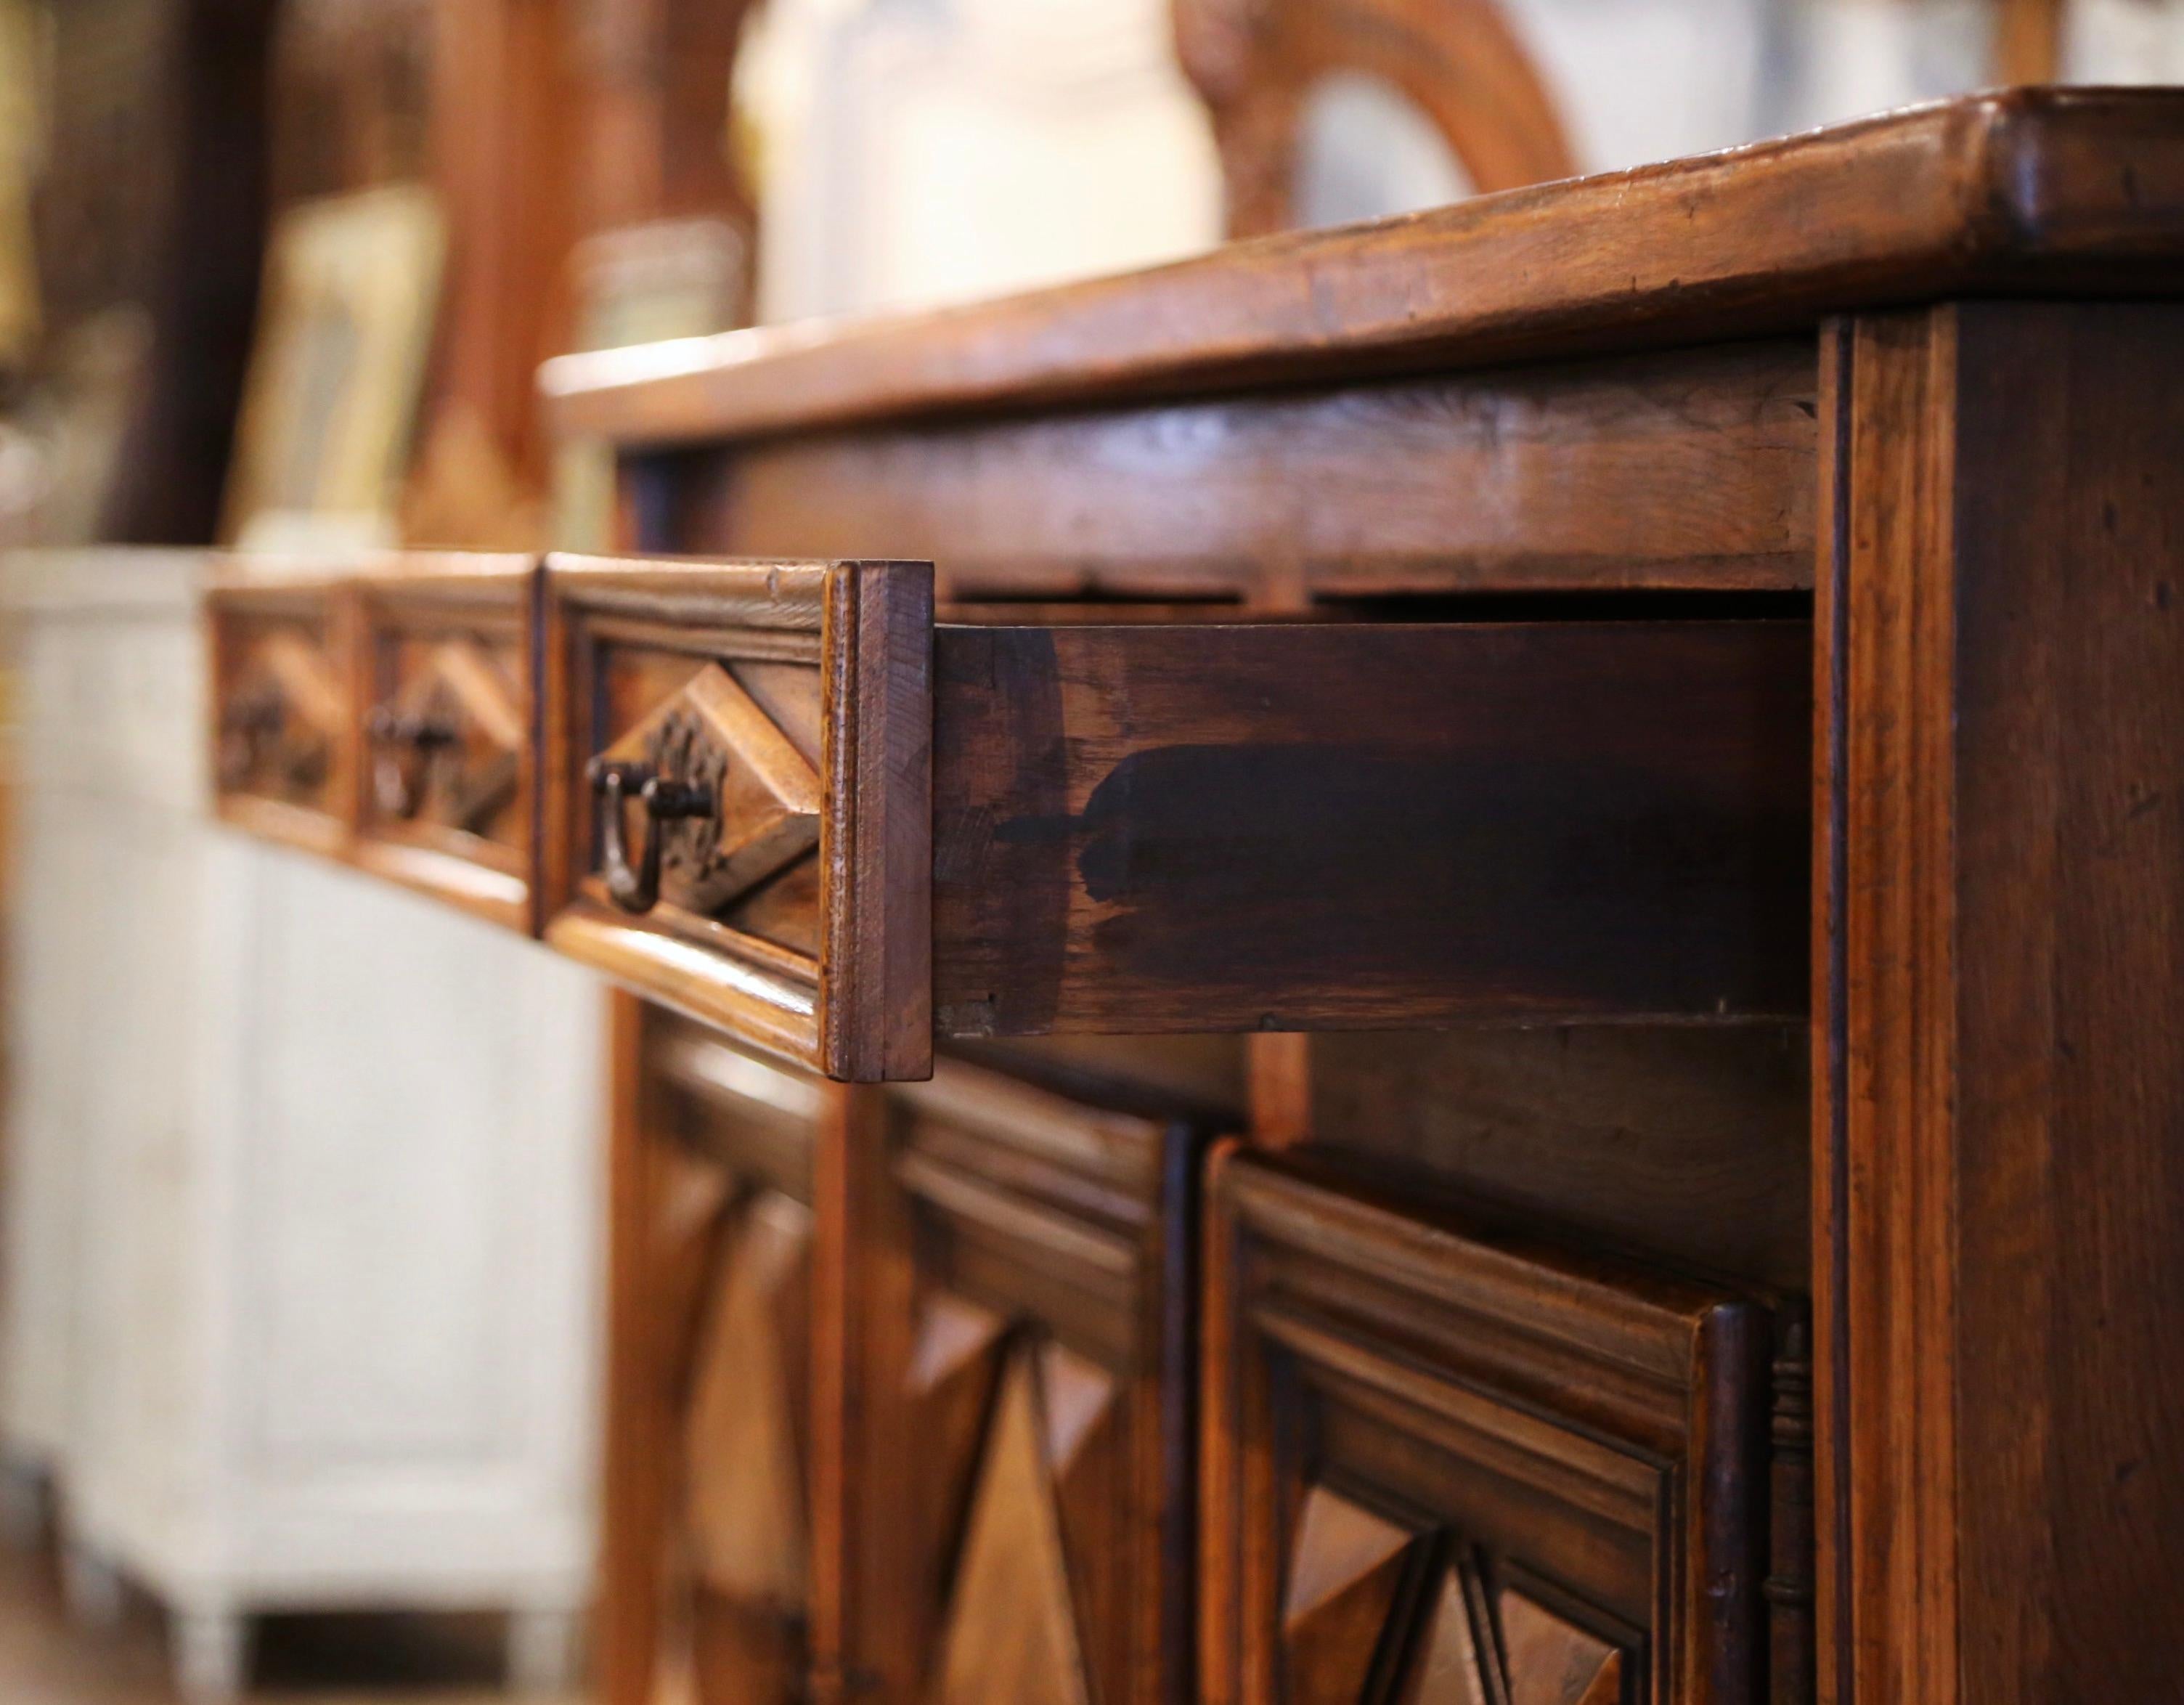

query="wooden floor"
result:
[0,1543,582,1705]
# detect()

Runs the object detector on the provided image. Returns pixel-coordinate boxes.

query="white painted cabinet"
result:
[0,550,603,1700]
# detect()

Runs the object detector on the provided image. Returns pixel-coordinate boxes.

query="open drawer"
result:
[207,562,356,856]
[542,556,1810,1083]
[352,554,539,930]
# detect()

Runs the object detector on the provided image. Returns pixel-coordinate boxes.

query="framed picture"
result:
[224,182,446,548]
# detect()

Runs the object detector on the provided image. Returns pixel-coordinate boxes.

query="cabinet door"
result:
[1205,1152,1810,1705]
[602,1006,823,1705]
[883,1060,1202,1705]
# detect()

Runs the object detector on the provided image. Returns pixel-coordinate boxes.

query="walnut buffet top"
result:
[542,88,2184,449]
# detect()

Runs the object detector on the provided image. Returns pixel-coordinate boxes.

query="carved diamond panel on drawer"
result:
[544,557,932,1081]
[208,570,356,858]
[685,1192,811,1610]
[595,662,822,916]
[369,637,523,836]
[1499,1592,1625,1705]
[347,554,540,928]
[1282,1488,1431,1705]
[219,629,343,803]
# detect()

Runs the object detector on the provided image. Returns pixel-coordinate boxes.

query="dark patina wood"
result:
[682,340,1821,600]
[932,617,1810,1038]
[1814,299,2184,1705]
[194,89,2184,1705]
[544,90,2184,447]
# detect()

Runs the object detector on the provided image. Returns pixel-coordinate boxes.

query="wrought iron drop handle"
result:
[217,693,284,789]
[220,690,327,794]
[589,757,715,916]
[367,706,460,820]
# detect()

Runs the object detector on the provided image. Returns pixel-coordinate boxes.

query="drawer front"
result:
[541,556,934,1081]
[354,556,538,929]
[886,1061,1200,1705]
[207,573,354,855]
[1205,1155,1812,1705]
[612,1014,825,1705]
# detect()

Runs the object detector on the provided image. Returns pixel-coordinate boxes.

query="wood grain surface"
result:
[1816,300,2184,1704]
[688,340,1820,598]
[933,618,1812,1035]
[544,90,2184,447]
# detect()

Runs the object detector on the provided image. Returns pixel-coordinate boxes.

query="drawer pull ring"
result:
[367,706,459,819]
[590,758,715,915]
[216,692,284,790]
[220,691,327,795]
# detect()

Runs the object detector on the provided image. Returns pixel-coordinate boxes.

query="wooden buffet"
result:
[205,89,2184,1705]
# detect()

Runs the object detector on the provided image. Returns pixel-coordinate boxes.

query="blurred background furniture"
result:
[1174,0,1576,232]
[0,548,605,1701]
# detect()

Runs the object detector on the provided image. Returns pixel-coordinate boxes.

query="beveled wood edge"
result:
[648,1022,830,1122]
[1251,1303,1663,1499]
[891,1058,1173,1173]
[819,561,934,1083]
[547,900,824,1075]
[213,793,352,860]
[354,557,538,617]
[542,88,2184,447]
[349,834,533,933]
[544,552,839,630]
[893,1147,1140,1280]
[1214,1152,1752,1398]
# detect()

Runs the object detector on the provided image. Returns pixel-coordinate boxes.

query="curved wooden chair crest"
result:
[1174,0,1578,235]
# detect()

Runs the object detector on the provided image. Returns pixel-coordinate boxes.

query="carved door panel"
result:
[683,1183,812,1704]
[1204,1152,1812,1705]
[602,1006,824,1705]
[882,1060,1207,1705]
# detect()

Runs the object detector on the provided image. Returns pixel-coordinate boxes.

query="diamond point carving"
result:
[596,662,822,914]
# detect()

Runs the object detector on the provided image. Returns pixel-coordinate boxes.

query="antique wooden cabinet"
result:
[213,90,2184,1705]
